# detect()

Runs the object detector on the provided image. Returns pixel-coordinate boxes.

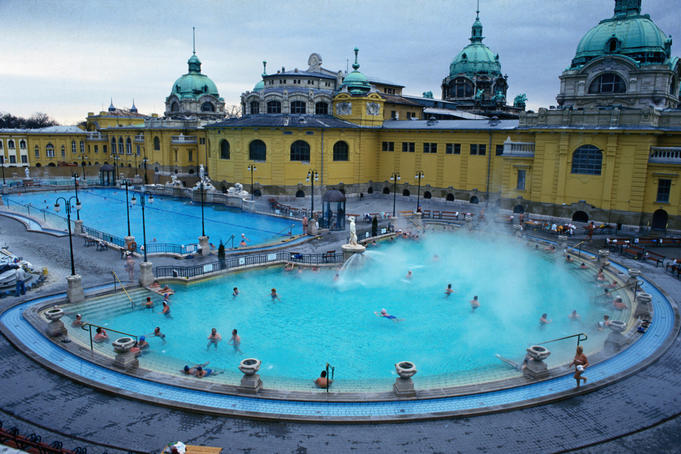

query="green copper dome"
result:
[170,53,220,100]
[571,0,672,68]
[341,48,371,95]
[449,11,501,77]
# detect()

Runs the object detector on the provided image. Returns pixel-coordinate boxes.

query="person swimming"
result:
[152,326,166,342]
[405,271,413,279]
[569,310,580,321]
[228,329,242,353]
[183,361,209,376]
[374,308,402,322]
[540,313,552,325]
[145,297,154,310]
[207,328,222,350]
[271,288,280,301]
[233,287,239,297]
[72,313,84,327]
[445,284,454,296]
[162,301,171,317]
[470,296,480,311]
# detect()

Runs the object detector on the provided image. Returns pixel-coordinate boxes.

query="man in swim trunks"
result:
[145,297,154,310]
[540,313,552,326]
[470,296,480,311]
[152,326,166,342]
[374,308,402,322]
[72,314,84,327]
[445,284,454,296]
[183,362,209,376]
[195,366,213,378]
[314,370,332,389]
[569,310,580,321]
[233,287,239,297]
[271,288,280,301]
[229,329,242,353]
[207,328,222,350]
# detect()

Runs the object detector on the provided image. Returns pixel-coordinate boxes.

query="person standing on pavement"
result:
[15,265,27,296]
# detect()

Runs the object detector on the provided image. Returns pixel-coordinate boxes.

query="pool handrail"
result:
[80,323,138,352]
[111,271,134,310]
[536,332,588,348]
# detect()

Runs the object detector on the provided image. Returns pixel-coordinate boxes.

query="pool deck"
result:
[1,203,681,452]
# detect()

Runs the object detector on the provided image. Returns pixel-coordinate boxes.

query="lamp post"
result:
[54,196,82,276]
[72,172,81,221]
[143,157,148,185]
[306,169,318,215]
[415,170,424,212]
[123,179,131,236]
[200,180,205,237]
[111,153,119,186]
[248,164,256,201]
[390,172,400,217]
[131,187,153,263]
[0,156,5,186]
[81,156,87,183]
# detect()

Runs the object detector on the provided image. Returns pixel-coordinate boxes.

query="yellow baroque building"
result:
[2,0,681,230]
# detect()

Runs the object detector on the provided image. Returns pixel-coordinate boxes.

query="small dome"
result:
[253,61,267,92]
[341,48,371,95]
[323,189,346,202]
[572,2,671,68]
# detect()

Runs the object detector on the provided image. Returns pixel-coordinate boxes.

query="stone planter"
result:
[558,235,568,249]
[238,358,263,394]
[635,292,653,319]
[526,345,551,361]
[44,307,67,337]
[605,321,629,353]
[112,337,139,370]
[523,345,551,380]
[393,361,417,397]
[608,320,627,333]
[597,249,610,266]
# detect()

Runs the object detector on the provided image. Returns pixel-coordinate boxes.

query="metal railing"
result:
[155,250,345,278]
[82,225,127,249]
[111,271,134,309]
[536,332,588,347]
[81,322,137,352]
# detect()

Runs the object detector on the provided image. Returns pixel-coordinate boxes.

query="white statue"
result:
[24,167,30,178]
[348,216,358,245]
[199,164,205,181]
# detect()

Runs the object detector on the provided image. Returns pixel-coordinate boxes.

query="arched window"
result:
[250,101,260,114]
[111,137,116,153]
[451,77,474,98]
[118,137,124,154]
[382,187,390,194]
[607,38,620,53]
[80,141,84,153]
[72,140,76,153]
[201,102,215,112]
[7,140,14,149]
[290,140,310,161]
[402,189,411,196]
[153,136,160,150]
[126,138,132,154]
[220,140,230,159]
[295,189,305,197]
[35,145,40,159]
[315,102,328,115]
[46,143,54,158]
[249,140,266,161]
[171,102,179,112]
[470,196,479,204]
[446,193,455,201]
[19,140,26,150]
[61,145,65,157]
[588,73,626,94]
[423,191,432,199]
[571,145,602,175]
[267,101,281,114]
[136,144,140,155]
[333,141,349,161]
[290,101,306,114]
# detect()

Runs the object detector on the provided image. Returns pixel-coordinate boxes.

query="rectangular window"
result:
[402,142,415,153]
[391,110,397,120]
[657,179,671,203]
[496,144,504,156]
[517,170,526,190]
[199,138,206,144]
[470,144,478,155]
[94,145,98,154]
[103,145,107,154]
[478,144,486,156]
[423,143,437,154]
[80,141,84,153]
[35,148,40,159]
[382,141,394,152]
[21,155,27,163]
[188,150,193,162]
[9,155,16,163]
[446,143,461,154]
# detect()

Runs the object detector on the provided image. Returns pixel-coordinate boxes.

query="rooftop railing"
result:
[502,139,535,157]
[171,135,197,144]
[649,147,681,164]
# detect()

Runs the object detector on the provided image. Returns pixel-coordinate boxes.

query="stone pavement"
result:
[1,211,681,453]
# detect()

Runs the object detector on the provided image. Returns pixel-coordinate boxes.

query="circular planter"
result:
[112,337,136,353]
[628,269,641,278]
[636,292,653,304]
[395,361,418,379]
[608,320,627,333]
[239,358,262,376]
[526,345,551,361]
[44,307,64,321]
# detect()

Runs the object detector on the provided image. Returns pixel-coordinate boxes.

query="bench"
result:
[643,250,665,267]
[186,445,223,454]
[622,246,644,260]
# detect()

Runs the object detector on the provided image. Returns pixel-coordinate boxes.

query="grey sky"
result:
[0,0,677,124]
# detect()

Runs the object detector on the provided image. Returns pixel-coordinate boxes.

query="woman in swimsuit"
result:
[569,345,589,387]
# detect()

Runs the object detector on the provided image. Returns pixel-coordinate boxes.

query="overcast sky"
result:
[0,0,677,125]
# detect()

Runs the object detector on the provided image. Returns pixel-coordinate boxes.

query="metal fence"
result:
[154,250,345,278]
[82,225,127,249]
[0,197,71,231]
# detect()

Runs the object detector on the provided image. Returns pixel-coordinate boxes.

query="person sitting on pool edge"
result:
[314,370,332,389]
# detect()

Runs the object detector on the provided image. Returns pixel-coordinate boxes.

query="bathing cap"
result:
[76,314,81,318]
[140,336,145,341]
[183,365,189,371]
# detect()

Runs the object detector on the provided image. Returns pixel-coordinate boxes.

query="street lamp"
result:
[72,172,81,221]
[111,153,119,186]
[123,179,132,236]
[131,187,153,262]
[143,157,148,185]
[248,164,257,201]
[306,169,318,215]
[390,172,401,217]
[54,196,82,276]
[0,156,5,186]
[200,180,205,237]
[415,170,424,212]
[81,156,87,183]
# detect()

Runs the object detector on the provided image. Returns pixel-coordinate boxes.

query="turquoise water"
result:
[63,233,625,390]
[4,188,300,246]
